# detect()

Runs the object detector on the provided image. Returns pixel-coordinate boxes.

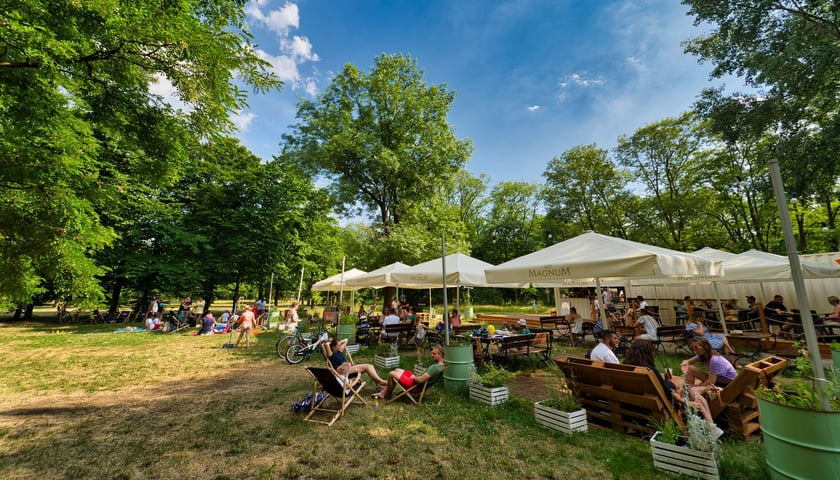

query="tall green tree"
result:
[477,181,545,265]
[282,53,473,239]
[0,1,280,309]
[684,0,840,251]
[614,113,707,250]
[543,144,632,239]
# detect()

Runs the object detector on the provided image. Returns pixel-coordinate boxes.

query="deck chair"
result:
[387,366,446,405]
[303,366,368,426]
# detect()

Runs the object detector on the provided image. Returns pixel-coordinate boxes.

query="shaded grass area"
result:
[0,321,768,479]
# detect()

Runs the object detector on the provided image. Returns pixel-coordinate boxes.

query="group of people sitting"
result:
[591,331,731,438]
[324,337,445,400]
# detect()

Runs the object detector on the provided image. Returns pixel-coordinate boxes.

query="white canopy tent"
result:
[344,262,420,289]
[484,231,723,327]
[632,248,840,328]
[311,268,368,292]
[390,252,527,289]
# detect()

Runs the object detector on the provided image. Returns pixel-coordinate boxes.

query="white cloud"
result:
[232,111,257,132]
[284,35,319,62]
[527,105,541,112]
[562,73,605,88]
[303,78,318,96]
[247,2,319,95]
[148,74,191,112]
[256,49,300,84]
[248,1,299,36]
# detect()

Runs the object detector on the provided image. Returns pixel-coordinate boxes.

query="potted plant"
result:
[534,393,587,435]
[650,382,721,480]
[374,341,400,370]
[755,343,840,479]
[337,312,358,347]
[469,362,513,406]
[832,341,840,373]
[650,412,720,480]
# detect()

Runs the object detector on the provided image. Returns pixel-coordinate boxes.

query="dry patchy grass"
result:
[0,321,766,479]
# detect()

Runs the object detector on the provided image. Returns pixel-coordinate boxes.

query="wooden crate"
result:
[650,432,719,480]
[374,354,400,370]
[534,402,587,435]
[469,383,509,406]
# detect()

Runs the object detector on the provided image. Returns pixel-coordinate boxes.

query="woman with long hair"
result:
[626,339,721,438]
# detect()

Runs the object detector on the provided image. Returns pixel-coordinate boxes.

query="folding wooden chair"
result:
[303,366,368,426]
[387,366,446,406]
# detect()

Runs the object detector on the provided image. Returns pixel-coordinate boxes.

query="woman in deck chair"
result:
[372,345,445,400]
[325,338,387,387]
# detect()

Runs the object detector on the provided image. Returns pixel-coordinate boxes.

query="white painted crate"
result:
[469,382,509,406]
[650,431,719,480]
[534,402,587,435]
[374,354,400,370]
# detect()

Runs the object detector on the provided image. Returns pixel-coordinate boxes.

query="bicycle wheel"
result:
[275,335,294,358]
[285,343,306,364]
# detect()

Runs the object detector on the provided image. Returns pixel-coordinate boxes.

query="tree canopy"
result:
[0,0,280,309]
[283,53,473,238]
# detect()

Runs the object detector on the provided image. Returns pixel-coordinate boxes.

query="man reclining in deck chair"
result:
[372,345,445,400]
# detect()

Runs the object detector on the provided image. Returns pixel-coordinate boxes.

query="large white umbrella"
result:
[311,268,368,291]
[632,247,839,332]
[484,231,722,327]
[344,262,420,289]
[390,252,527,288]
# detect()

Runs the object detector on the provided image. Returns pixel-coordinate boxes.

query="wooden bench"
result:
[540,315,576,346]
[492,332,540,362]
[654,325,691,354]
[554,355,685,436]
[382,323,414,345]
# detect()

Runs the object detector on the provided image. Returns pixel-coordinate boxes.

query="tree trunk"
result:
[108,277,125,317]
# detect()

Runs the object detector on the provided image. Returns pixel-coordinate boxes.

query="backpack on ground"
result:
[292,391,325,412]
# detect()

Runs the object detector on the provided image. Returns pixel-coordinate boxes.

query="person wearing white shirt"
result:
[590,330,620,363]
[602,288,612,307]
[634,309,660,341]
[382,308,401,341]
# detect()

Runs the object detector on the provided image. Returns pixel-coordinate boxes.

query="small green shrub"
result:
[755,342,840,411]
[651,417,681,445]
[541,395,580,412]
[376,342,399,357]
[472,362,513,388]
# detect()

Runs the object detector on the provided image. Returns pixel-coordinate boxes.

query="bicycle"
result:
[276,327,305,358]
[285,329,329,364]
[275,317,325,358]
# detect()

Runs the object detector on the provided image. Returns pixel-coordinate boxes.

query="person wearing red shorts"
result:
[372,345,445,399]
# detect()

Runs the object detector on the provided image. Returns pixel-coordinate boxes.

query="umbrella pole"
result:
[596,278,609,329]
[297,267,304,302]
[713,282,728,334]
[339,257,345,307]
[441,235,450,346]
[769,155,829,411]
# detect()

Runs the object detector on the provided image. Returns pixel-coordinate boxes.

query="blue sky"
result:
[231,0,745,184]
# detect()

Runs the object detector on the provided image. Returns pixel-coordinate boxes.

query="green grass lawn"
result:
[0,315,768,479]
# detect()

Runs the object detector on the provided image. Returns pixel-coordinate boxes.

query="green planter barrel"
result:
[336,324,355,344]
[757,396,840,479]
[443,344,474,393]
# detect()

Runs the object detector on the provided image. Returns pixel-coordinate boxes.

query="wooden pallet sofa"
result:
[554,355,787,439]
[554,356,685,436]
